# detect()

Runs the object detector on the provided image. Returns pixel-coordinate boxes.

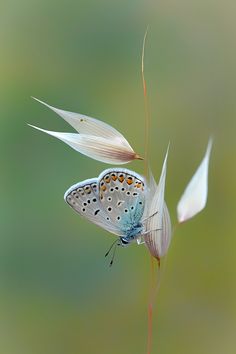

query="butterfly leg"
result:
[142,211,158,223]
[136,228,162,245]
[105,239,121,267]
[141,228,162,236]
[136,236,145,245]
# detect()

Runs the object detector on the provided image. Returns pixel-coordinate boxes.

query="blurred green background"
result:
[1,0,236,353]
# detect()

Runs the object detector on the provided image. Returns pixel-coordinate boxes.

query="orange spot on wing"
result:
[84,186,92,194]
[118,175,125,182]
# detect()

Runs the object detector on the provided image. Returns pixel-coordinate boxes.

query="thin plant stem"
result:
[147,255,169,354]
[146,255,155,354]
[141,25,156,354]
[142,26,151,179]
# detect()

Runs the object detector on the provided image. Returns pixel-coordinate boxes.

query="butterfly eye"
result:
[120,237,129,245]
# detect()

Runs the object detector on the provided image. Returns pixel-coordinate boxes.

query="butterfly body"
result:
[64,168,146,246]
[118,223,144,246]
[119,222,144,244]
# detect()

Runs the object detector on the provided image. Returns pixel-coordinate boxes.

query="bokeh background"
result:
[1,0,236,353]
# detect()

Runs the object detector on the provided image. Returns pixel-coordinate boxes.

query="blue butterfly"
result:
[64,168,156,263]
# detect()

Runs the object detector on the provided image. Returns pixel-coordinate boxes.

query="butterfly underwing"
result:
[64,168,146,245]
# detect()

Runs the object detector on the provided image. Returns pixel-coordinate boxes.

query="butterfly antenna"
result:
[109,243,118,267]
[105,239,118,258]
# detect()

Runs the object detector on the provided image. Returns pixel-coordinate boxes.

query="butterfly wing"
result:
[64,178,123,236]
[98,168,146,234]
[64,168,146,238]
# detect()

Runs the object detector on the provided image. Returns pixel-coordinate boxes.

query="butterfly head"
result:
[118,237,130,247]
